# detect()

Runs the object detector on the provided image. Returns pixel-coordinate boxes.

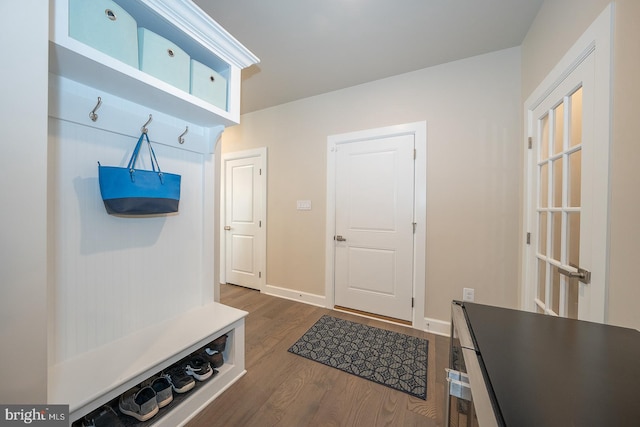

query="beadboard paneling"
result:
[49,100,215,363]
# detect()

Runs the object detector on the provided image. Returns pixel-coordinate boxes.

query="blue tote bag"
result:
[98,132,181,215]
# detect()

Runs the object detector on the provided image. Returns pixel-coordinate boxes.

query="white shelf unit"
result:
[49,0,259,126]
[46,1,258,424]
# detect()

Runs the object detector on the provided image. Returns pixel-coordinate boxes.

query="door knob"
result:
[224,226,231,231]
[335,235,346,242]
[558,266,591,284]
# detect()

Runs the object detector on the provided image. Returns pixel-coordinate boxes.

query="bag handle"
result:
[127,132,165,183]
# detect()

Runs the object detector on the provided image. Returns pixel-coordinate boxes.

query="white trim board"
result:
[423,317,451,337]
[325,121,427,329]
[263,284,327,308]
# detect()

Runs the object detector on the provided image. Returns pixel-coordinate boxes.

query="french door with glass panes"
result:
[527,53,605,321]
[524,5,611,324]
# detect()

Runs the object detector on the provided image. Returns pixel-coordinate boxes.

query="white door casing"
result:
[326,122,427,328]
[522,5,612,322]
[221,148,267,291]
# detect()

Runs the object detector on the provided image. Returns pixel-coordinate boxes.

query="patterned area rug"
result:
[288,315,428,399]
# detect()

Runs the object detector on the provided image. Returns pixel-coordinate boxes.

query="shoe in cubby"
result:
[118,386,158,422]
[81,404,124,427]
[209,334,227,353]
[163,365,195,394]
[141,375,174,408]
[185,354,213,381]
[204,347,224,368]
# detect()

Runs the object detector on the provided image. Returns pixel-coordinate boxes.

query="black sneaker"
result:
[185,354,213,381]
[163,365,195,394]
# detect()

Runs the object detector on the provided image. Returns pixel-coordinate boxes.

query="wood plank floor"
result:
[187,284,450,427]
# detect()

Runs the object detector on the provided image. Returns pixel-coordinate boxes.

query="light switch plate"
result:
[297,200,312,210]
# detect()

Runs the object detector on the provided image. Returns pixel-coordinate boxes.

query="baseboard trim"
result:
[423,317,451,337]
[262,284,450,336]
[263,284,326,307]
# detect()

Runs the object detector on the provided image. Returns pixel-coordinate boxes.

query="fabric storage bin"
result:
[190,60,228,110]
[138,28,190,92]
[68,0,139,68]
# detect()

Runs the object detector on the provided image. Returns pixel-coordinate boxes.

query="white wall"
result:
[222,47,522,323]
[0,1,49,403]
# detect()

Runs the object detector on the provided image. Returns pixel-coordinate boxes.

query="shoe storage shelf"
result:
[50,303,247,425]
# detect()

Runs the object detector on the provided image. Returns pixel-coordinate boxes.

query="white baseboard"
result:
[263,284,326,307]
[423,317,451,337]
[263,284,450,336]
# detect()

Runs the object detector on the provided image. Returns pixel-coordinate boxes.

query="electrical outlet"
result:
[463,287,475,302]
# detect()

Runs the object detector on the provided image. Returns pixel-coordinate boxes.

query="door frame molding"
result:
[521,4,612,322]
[220,147,267,291]
[325,121,427,329]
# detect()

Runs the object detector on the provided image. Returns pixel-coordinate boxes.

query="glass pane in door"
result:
[553,158,563,207]
[538,212,547,256]
[551,212,562,262]
[551,266,561,315]
[537,259,546,301]
[570,88,583,148]
[567,212,581,319]
[540,163,549,208]
[553,103,565,155]
[540,114,550,160]
[568,151,582,207]
[567,213,581,268]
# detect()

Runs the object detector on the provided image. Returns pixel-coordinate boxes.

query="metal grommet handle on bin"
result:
[105,9,117,21]
[167,49,175,57]
[210,75,215,82]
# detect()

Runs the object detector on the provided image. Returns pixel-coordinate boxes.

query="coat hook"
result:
[178,126,189,144]
[141,114,153,134]
[89,97,102,122]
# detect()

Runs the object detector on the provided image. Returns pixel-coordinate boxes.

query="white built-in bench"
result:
[48,303,247,425]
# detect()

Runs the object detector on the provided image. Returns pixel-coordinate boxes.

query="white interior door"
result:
[525,48,609,322]
[224,152,265,290]
[334,134,415,321]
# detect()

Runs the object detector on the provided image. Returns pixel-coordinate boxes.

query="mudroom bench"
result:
[49,303,247,425]
[46,0,257,425]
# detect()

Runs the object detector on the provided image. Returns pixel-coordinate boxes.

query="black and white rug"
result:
[288,315,428,399]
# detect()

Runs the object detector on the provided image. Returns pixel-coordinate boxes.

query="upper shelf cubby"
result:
[49,0,259,127]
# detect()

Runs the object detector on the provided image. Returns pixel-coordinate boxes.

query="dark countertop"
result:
[461,302,640,427]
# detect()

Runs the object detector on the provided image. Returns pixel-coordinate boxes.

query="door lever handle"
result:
[335,235,347,242]
[558,266,591,284]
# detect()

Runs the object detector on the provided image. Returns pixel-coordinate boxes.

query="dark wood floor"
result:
[187,284,450,427]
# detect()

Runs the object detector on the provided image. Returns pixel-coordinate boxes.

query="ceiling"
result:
[194,0,544,114]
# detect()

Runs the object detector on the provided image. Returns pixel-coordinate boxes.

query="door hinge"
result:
[413,149,416,160]
[528,137,532,149]
[413,222,417,233]
[259,272,262,278]
[526,232,531,245]
[411,297,414,308]
[259,220,262,227]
